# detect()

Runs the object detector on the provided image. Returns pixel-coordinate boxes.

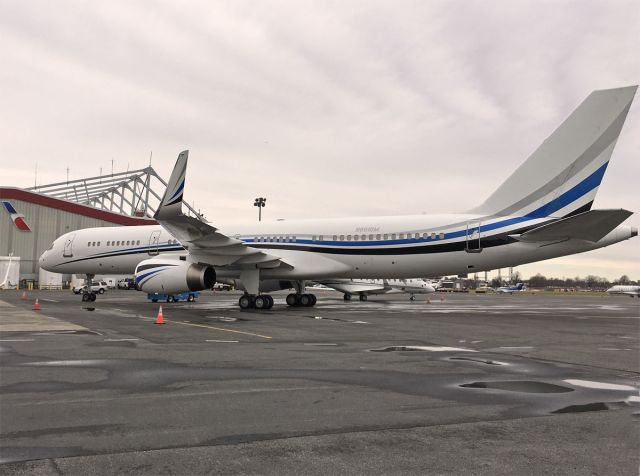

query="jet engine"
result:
[135,257,216,294]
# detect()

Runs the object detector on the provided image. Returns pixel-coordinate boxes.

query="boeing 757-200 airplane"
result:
[39,87,638,309]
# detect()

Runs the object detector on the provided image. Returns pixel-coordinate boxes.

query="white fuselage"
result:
[39,213,636,281]
[606,285,640,297]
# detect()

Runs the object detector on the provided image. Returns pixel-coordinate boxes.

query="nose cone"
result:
[39,251,46,268]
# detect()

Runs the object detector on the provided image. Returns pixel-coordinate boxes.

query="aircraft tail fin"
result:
[471,86,637,218]
[155,150,188,220]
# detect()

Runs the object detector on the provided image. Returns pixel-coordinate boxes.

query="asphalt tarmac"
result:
[0,289,638,475]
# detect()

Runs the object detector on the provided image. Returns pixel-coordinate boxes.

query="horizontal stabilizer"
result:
[512,209,633,243]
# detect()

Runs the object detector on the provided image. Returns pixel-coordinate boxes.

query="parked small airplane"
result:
[606,285,640,297]
[39,87,638,309]
[496,282,526,294]
[317,278,436,301]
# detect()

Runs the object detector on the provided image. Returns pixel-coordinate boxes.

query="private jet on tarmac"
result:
[39,86,638,309]
[317,278,436,301]
[496,283,526,294]
[606,285,640,297]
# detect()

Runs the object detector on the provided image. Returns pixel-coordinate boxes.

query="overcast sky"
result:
[1,0,638,280]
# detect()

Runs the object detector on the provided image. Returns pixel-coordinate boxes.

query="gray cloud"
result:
[1,0,638,278]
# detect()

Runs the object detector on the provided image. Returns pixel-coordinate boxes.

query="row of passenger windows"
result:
[88,240,141,247]
[253,232,446,243]
[86,239,181,247]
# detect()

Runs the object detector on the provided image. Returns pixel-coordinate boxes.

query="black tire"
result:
[343,293,351,301]
[309,294,317,306]
[89,293,97,302]
[98,288,105,294]
[152,299,158,303]
[187,294,195,302]
[239,294,254,309]
[81,293,88,302]
[74,289,80,295]
[265,295,274,309]
[359,294,367,301]
[286,293,298,307]
[167,296,175,303]
[254,296,267,309]
[300,294,312,306]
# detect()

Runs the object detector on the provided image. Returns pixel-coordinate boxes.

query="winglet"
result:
[155,150,188,220]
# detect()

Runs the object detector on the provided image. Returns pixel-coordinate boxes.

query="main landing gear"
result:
[81,273,97,302]
[239,294,274,310]
[285,293,317,307]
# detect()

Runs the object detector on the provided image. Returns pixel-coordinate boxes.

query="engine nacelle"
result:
[135,257,216,294]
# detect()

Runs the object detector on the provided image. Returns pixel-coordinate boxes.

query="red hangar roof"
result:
[0,187,158,226]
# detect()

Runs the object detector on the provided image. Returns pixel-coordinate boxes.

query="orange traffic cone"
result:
[21,291,26,301]
[155,306,165,325]
[33,299,40,311]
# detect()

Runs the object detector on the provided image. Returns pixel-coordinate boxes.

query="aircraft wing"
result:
[154,151,286,268]
[512,209,633,243]
[317,280,386,294]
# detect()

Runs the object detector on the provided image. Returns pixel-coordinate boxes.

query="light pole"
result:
[254,197,266,221]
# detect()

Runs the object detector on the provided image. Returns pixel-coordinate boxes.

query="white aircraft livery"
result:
[606,285,640,297]
[316,278,436,301]
[39,86,638,309]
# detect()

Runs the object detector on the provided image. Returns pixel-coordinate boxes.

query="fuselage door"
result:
[465,221,482,253]
[148,230,161,256]
[62,233,76,258]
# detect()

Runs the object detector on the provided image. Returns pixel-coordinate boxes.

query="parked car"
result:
[117,278,137,290]
[213,282,233,291]
[72,281,109,294]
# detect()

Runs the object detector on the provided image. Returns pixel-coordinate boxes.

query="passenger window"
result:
[354,235,359,241]
[293,236,297,242]
[311,236,316,241]
[97,242,100,246]
[431,232,436,239]
[137,240,140,245]
[383,234,388,240]
[333,235,337,241]
[87,242,91,246]
[391,234,396,240]
[361,234,366,240]
[376,234,381,240]
[399,233,404,239]
[369,234,373,240]
[319,235,323,241]
[347,235,352,241]
[106,241,110,246]
[339,235,344,241]
[126,240,130,245]
[440,232,445,239]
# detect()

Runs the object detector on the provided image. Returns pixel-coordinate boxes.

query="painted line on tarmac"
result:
[176,320,272,339]
[104,338,140,342]
[206,339,239,343]
[0,339,35,342]
[304,343,338,346]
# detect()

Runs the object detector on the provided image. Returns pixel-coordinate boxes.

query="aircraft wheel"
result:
[343,293,352,301]
[409,295,416,301]
[299,294,312,307]
[254,295,268,310]
[239,294,255,309]
[264,295,274,309]
[359,294,367,301]
[89,293,97,302]
[286,293,299,307]
[309,294,317,306]
[81,293,89,302]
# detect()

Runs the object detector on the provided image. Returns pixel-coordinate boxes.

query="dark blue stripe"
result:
[136,268,165,284]
[242,162,607,247]
[2,201,17,214]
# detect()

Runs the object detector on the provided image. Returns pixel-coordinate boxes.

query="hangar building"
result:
[0,166,200,285]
